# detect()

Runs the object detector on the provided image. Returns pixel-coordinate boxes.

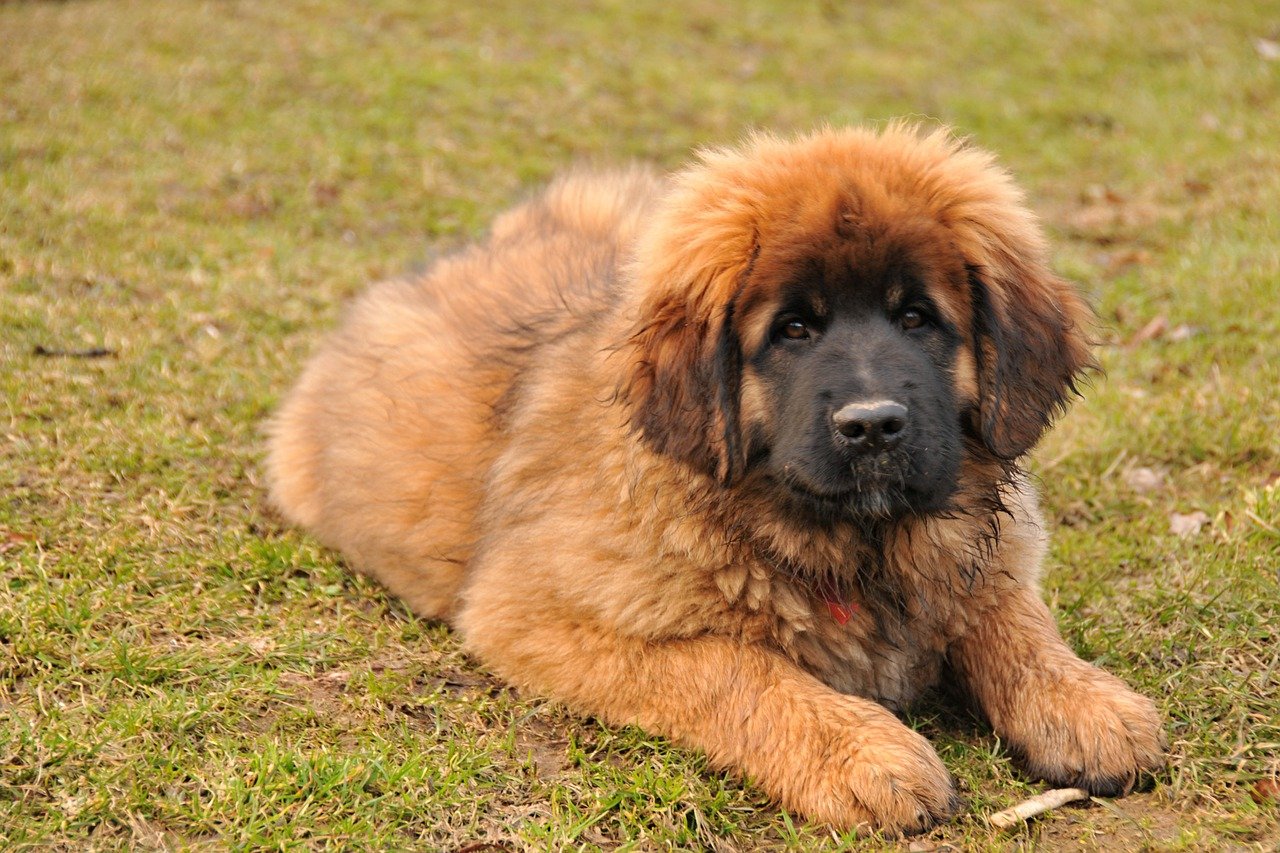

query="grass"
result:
[1,0,1277,849]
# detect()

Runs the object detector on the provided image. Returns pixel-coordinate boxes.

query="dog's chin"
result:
[773,466,956,524]
[776,477,909,523]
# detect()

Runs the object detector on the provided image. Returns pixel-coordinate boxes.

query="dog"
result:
[266,124,1165,833]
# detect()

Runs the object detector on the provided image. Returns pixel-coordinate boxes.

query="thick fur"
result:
[266,126,1164,834]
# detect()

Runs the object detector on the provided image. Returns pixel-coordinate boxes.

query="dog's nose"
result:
[833,400,909,453]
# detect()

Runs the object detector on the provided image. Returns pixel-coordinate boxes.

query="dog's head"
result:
[621,125,1094,520]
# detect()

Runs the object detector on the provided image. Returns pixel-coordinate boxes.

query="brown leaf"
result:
[1081,184,1126,204]
[1127,315,1168,347]
[1170,511,1210,538]
[1103,249,1153,277]
[227,189,276,219]
[310,182,342,206]
[1124,467,1165,493]
[1251,777,1280,804]
[0,530,33,553]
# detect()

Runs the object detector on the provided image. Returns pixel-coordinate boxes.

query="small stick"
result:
[989,787,1089,829]
[33,345,116,359]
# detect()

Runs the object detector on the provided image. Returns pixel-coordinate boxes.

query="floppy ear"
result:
[967,251,1096,460]
[618,139,771,483]
[622,285,746,484]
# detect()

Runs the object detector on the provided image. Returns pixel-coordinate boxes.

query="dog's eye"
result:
[899,308,928,331]
[777,318,811,341]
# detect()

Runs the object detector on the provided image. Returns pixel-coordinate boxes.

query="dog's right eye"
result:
[775,317,812,342]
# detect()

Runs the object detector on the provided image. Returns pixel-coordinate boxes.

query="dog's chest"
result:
[788,604,949,711]
[715,560,975,712]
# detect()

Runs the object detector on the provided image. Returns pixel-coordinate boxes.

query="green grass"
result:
[2,0,1277,849]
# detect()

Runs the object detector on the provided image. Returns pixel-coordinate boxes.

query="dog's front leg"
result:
[459,608,957,834]
[948,585,1166,794]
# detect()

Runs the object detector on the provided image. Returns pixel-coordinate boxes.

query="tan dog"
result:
[267,125,1165,833]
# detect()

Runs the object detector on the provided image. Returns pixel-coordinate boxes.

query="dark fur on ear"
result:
[622,290,746,484]
[968,261,1097,460]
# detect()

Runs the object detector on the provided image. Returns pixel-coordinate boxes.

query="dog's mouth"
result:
[769,454,961,522]
[775,470,910,521]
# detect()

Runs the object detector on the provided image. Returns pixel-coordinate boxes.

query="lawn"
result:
[2,0,1277,849]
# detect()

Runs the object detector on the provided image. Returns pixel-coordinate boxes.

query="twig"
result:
[33,345,116,359]
[989,787,1089,829]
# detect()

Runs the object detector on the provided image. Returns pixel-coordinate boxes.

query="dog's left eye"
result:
[899,308,928,331]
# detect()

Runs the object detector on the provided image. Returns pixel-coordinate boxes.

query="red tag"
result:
[825,598,856,625]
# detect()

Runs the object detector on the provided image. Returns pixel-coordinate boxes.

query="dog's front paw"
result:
[1009,665,1166,796]
[788,709,959,835]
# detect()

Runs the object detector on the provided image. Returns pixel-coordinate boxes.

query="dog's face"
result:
[623,126,1095,521]
[741,223,968,519]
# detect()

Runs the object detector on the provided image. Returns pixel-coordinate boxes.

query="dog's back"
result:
[265,168,661,619]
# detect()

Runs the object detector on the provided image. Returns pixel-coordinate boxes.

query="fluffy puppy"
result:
[267,125,1165,833]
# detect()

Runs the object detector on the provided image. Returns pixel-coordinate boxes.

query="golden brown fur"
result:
[266,125,1164,833]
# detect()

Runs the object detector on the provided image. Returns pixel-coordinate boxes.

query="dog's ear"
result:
[619,151,765,484]
[966,248,1096,460]
[622,278,747,485]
